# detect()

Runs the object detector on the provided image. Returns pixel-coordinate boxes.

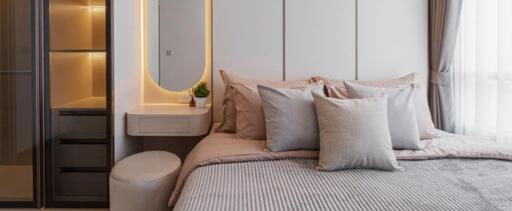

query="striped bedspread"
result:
[174,159,512,211]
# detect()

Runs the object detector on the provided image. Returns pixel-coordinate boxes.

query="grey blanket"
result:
[174,159,512,211]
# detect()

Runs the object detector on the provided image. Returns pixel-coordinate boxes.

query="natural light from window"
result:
[453,0,512,143]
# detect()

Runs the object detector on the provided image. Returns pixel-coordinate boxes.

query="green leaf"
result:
[193,81,210,98]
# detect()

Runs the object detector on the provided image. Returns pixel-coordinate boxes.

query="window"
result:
[453,0,512,143]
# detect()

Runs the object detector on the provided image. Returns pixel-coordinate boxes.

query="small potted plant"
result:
[192,81,210,108]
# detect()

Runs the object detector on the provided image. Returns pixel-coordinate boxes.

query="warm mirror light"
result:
[146,0,207,92]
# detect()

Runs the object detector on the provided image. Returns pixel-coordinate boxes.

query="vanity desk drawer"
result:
[127,104,211,136]
[139,116,190,133]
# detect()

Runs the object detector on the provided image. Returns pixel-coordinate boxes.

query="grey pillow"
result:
[344,81,422,150]
[313,93,401,171]
[258,83,324,152]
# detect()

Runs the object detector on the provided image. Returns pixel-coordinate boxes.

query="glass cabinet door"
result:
[0,0,39,207]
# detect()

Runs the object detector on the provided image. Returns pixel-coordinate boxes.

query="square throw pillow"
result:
[216,70,313,133]
[258,83,325,152]
[313,93,401,171]
[345,82,423,150]
[311,74,437,140]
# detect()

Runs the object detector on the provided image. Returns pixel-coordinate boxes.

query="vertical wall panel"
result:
[212,0,284,121]
[285,0,356,80]
[357,0,428,88]
[113,0,143,162]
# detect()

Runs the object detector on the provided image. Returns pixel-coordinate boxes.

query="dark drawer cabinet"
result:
[46,106,110,207]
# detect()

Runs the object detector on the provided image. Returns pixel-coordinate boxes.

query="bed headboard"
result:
[211,0,428,122]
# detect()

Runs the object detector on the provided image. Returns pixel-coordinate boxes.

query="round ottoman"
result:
[110,151,181,211]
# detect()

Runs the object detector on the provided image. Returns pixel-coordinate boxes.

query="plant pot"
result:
[195,97,207,108]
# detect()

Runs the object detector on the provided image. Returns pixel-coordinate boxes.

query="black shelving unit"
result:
[44,0,112,208]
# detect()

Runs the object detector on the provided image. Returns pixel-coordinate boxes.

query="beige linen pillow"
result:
[345,82,423,150]
[216,70,313,133]
[313,93,401,171]
[311,74,437,139]
[258,83,325,151]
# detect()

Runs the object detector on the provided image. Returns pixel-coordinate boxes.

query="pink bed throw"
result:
[168,130,512,206]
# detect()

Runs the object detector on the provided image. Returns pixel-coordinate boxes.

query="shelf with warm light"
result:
[45,0,111,208]
[50,49,106,53]
[49,0,106,51]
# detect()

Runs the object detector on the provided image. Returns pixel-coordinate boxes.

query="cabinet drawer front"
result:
[56,144,107,167]
[58,115,106,134]
[54,172,108,199]
[139,116,190,133]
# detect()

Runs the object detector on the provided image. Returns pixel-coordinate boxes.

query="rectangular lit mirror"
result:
[147,0,206,92]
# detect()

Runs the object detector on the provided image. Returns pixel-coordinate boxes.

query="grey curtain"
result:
[428,0,463,132]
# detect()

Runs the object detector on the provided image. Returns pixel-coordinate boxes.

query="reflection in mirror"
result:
[147,0,206,92]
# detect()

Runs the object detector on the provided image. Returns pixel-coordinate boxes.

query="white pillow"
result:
[345,82,423,150]
[313,93,401,171]
[258,83,324,152]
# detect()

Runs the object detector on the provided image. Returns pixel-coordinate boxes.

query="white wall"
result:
[147,0,159,82]
[113,0,212,161]
[357,0,429,86]
[112,0,428,158]
[212,0,429,119]
[212,0,284,121]
[285,0,356,81]
[113,0,143,162]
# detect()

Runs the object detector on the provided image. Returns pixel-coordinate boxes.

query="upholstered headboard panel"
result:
[211,0,428,122]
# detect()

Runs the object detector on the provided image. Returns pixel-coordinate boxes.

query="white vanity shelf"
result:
[127,104,212,137]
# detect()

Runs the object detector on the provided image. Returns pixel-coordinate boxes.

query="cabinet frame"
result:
[43,0,113,208]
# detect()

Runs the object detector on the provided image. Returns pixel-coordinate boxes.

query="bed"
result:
[170,129,512,211]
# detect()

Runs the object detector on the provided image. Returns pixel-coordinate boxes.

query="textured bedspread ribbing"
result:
[174,159,512,211]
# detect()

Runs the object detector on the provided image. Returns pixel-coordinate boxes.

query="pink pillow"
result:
[413,85,438,139]
[311,74,437,139]
[216,70,314,135]
[312,74,416,99]
[232,82,321,140]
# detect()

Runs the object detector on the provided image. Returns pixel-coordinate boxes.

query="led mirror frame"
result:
[142,0,212,94]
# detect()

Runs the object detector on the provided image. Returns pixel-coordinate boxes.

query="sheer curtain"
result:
[453,0,512,143]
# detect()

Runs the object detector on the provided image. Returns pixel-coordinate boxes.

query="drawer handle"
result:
[59,139,107,145]
[60,167,107,173]
[59,110,106,116]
